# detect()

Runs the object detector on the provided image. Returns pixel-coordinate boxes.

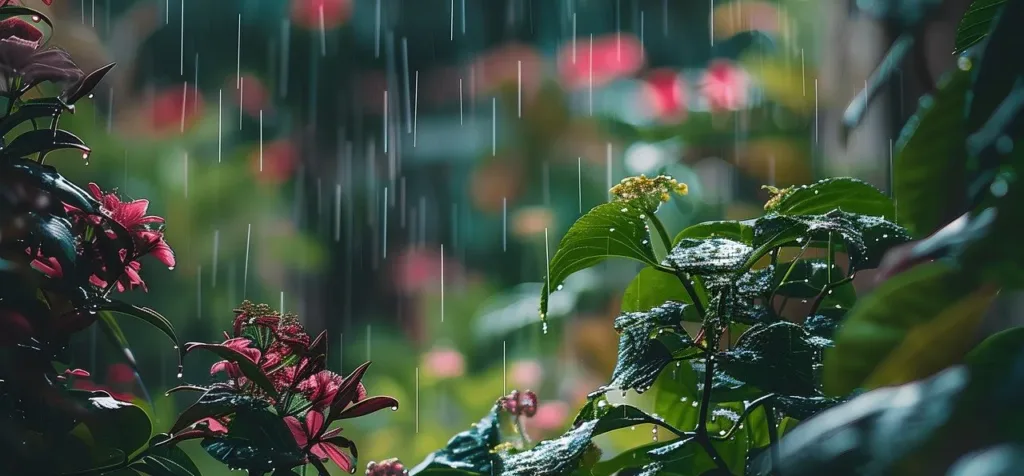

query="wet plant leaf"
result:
[609,301,695,393]
[169,385,268,434]
[621,266,694,313]
[7,158,99,213]
[0,99,64,138]
[947,444,1024,476]
[772,258,849,299]
[2,128,90,161]
[540,199,658,316]
[664,238,753,275]
[755,367,969,476]
[751,211,909,272]
[965,327,1024,386]
[770,178,895,220]
[672,220,755,246]
[955,0,1007,53]
[718,322,817,396]
[201,409,304,474]
[130,455,199,476]
[824,263,997,395]
[409,403,502,474]
[68,390,152,459]
[145,436,201,476]
[85,300,180,359]
[64,62,116,105]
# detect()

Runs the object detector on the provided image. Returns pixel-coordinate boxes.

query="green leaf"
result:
[609,301,695,393]
[0,99,64,137]
[2,128,90,161]
[409,403,502,475]
[772,258,850,299]
[755,367,969,475]
[718,322,817,396]
[500,404,679,476]
[183,343,279,398]
[664,238,753,275]
[65,62,117,105]
[169,385,267,434]
[621,267,693,313]
[145,436,202,476]
[955,0,1006,53]
[672,220,755,246]
[771,178,895,220]
[540,199,658,315]
[824,263,997,395]
[86,300,179,349]
[893,68,971,237]
[201,409,304,474]
[966,327,1024,385]
[131,455,199,476]
[68,390,152,459]
[751,211,910,272]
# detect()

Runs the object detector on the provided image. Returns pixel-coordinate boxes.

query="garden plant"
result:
[3,0,1024,475]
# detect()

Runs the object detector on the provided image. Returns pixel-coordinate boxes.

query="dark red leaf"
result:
[337,396,398,420]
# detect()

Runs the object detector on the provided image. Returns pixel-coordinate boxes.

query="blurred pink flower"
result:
[421,347,465,379]
[250,139,300,184]
[701,60,748,112]
[291,0,352,30]
[393,248,462,295]
[149,85,204,135]
[510,360,544,389]
[523,401,570,435]
[229,74,272,118]
[558,34,644,89]
[643,68,687,122]
[469,43,543,98]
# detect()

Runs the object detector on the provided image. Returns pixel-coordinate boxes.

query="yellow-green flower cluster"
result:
[610,174,688,205]
[761,185,795,212]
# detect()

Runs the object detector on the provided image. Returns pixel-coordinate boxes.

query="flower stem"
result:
[648,213,706,316]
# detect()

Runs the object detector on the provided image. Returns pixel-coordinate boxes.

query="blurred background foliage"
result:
[22,0,855,472]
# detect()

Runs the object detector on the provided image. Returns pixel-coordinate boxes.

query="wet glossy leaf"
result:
[7,158,99,213]
[855,0,943,27]
[540,200,658,315]
[201,409,304,474]
[966,327,1024,386]
[0,99,64,138]
[966,0,1024,136]
[86,299,180,359]
[610,301,694,393]
[500,405,676,475]
[68,390,152,459]
[2,128,90,161]
[169,385,267,434]
[773,395,844,421]
[955,0,1006,53]
[131,455,199,476]
[34,213,76,275]
[825,263,997,395]
[772,258,849,299]
[664,238,753,275]
[755,367,969,476]
[691,359,764,404]
[145,436,201,476]
[672,220,755,246]
[892,68,972,237]
[183,342,278,398]
[621,266,693,313]
[842,35,915,134]
[772,178,895,221]
[718,322,817,396]
[409,404,502,474]
[64,62,116,105]
[752,211,909,272]
[948,445,1024,476]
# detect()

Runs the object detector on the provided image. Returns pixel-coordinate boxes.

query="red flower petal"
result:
[314,442,354,473]
[305,410,326,436]
[290,0,353,30]
[284,416,309,448]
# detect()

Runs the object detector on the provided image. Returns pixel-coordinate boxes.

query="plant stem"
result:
[808,274,855,316]
[765,402,781,476]
[648,214,706,316]
[696,354,729,472]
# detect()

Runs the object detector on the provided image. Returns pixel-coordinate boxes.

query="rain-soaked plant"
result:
[160,301,398,476]
[0,3,190,474]
[409,167,909,475]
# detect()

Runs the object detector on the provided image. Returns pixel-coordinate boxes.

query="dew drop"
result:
[176,372,183,379]
[691,401,699,407]
[719,430,726,436]
[542,322,548,334]
[609,228,616,232]
[31,15,40,22]
[814,190,819,195]
[639,214,646,219]
[620,208,628,213]
[88,93,94,99]
[597,400,608,408]
[168,266,175,270]
[680,396,687,402]
[641,239,648,245]
[390,406,399,411]
[957,56,972,71]
[556,284,564,291]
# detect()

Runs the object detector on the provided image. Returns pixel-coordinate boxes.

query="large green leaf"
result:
[893,68,970,237]
[540,200,658,315]
[609,301,695,394]
[756,367,969,476]
[409,404,502,474]
[965,327,1024,386]
[621,267,693,313]
[130,455,200,476]
[169,385,267,434]
[824,263,997,395]
[955,0,1006,53]
[69,390,153,459]
[672,221,755,246]
[87,299,180,358]
[718,322,817,397]
[500,404,680,475]
[770,178,895,220]
[664,238,753,275]
[201,409,305,474]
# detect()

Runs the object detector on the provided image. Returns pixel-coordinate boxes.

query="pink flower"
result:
[251,139,300,184]
[643,69,687,122]
[230,74,272,118]
[557,34,644,89]
[148,85,204,135]
[421,347,465,379]
[298,370,351,411]
[700,60,748,112]
[209,337,261,378]
[284,411,355,473]
[510,360,544,389]
[291,0,353,30]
